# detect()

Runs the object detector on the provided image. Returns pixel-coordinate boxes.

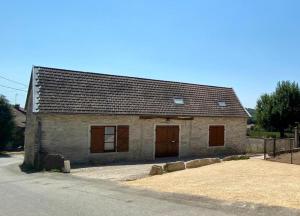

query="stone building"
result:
[24,66,249,167]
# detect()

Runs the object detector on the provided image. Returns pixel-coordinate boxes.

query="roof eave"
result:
[231,88,250,118]
[24,68,33,112]
[35,111,248,118]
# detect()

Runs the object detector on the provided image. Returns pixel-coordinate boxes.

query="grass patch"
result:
[231,155,250,160]
[238,155,250,160]
[223,155,250,161]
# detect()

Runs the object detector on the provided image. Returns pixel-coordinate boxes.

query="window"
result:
[209,125,225,147]
[104,126,116,151]
[218,101,226,107]
[90,125,129,153]
[173,97,184,105]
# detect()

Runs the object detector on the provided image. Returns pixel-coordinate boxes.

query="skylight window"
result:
[218,101,226,107]
[173,97,184,105]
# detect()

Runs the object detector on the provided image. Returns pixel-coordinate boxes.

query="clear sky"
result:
[1,0,300,108]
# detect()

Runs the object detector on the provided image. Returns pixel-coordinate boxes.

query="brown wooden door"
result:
[155,126,179,157]
[209,125,225,146]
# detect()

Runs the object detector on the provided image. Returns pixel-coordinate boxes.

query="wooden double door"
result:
[155,126,179,157]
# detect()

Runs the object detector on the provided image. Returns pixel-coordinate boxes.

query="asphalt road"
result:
[0,155,299,216]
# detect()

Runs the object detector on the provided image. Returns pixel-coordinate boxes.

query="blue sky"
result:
[1,0,300,108]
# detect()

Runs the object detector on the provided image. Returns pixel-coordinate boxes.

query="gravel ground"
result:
[70,155,262,182]
[71,162,165,181]
[125,159,300,209]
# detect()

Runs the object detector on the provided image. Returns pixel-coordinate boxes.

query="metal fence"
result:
[263,138,300,164]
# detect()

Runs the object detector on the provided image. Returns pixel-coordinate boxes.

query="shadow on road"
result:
[72,157,187,169]
[18,163,40,174]
[0,152,11,158]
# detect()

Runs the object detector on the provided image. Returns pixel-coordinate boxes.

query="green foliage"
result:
[238,155,250,160]
[223,155,250,161]
[11,127,24,149]
[0,95,15,149]
[256,81,300,138]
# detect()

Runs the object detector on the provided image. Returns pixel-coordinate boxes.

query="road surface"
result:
[0,154,298,216]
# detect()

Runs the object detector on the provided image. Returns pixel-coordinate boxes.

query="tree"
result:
[0,95,15,149]
[256,81,300,138]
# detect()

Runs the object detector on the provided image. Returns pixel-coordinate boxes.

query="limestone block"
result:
[149,165,164,175]
[164,161,185,172]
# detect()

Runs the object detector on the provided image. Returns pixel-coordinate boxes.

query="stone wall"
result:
[245,138,295,154]
[24,91,39,167]
[245,138,265,153]
[30,114,247,164]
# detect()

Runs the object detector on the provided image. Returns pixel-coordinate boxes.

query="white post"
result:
[63,160,71,173]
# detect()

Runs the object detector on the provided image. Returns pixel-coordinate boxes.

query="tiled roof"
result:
[11,106,26,127]
[30,66,248,117]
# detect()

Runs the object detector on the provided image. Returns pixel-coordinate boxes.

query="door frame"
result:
[153,124,181,159]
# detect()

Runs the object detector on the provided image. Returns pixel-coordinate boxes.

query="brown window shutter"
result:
[117,126,129,152]
[209,126,224,146]
[90,126,105,153]
[209,126,216,146]
[217,126,225,146]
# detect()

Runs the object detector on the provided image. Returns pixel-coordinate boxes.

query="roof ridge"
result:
[33,65,233,90]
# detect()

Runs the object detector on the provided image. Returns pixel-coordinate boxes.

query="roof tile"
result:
[32,66,248,117]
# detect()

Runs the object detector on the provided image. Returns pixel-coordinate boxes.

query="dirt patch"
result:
[125,159,300,209]
[269,152,300,165]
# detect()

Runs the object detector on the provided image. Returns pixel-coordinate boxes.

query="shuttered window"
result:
[90,125,129,153]
[117,126,129,152]
[209,125,225,147]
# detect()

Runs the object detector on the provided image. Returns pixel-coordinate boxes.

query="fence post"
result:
[295,124,299,148]
[264,139,266,160]
[273,138,276,157]
[290,138,293,164]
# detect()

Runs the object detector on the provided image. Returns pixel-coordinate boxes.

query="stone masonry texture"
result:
[24,114,247,165]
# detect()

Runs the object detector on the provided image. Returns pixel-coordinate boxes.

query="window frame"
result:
[90,125,130,154]
[218,101,226,107]
[173,97,184,105]
[103,126,116,152]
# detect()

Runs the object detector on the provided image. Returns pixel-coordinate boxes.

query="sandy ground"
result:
[269,152,300,165]
[125,159,300,209]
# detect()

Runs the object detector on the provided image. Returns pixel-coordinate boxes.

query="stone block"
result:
[43,154,65,171]
[164,161,185,172]
[62,160,71,173]
[149,165,164,175]
[186,158,221,169]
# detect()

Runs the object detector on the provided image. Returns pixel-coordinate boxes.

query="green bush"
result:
[0,96,15,149]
